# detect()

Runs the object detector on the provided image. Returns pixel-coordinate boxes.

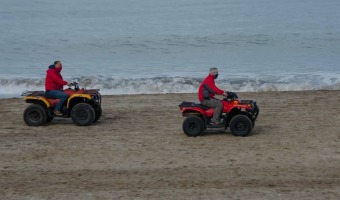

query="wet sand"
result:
[0,91,339,199]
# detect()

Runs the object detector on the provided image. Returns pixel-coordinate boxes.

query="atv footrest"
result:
[206,124,225,129]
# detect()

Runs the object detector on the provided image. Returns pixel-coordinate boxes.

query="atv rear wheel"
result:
[182,116,205,137]
[23,104,47,126]
[229,115,252,137]
[93,104,102,123]
[71,103,95,126]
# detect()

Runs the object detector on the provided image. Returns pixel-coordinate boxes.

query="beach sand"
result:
[0,91,339,199]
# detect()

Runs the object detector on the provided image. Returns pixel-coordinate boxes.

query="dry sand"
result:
[0,91,339,200]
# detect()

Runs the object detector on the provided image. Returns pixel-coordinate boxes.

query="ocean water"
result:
[0,0,340,97]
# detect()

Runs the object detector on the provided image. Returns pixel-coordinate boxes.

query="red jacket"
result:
[198,74,224,101]
[45,65,68,91]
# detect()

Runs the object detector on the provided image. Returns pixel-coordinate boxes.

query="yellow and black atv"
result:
[22,82,102,126]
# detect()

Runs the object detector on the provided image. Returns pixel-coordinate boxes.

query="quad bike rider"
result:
[179,68,259,137]
[198,67,228,126]
[22,61,102,126]
[45,61,72,116]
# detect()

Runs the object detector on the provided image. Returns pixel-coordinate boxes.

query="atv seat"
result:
[46,99,60,107]
[43,93,63,107]
[179,101,212,111]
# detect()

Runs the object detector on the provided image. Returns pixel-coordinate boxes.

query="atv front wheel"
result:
[182,116,205,137]
[71,103,95,126]
[93,104,102,123]
[229,115,252,137]
[23,104,47,126]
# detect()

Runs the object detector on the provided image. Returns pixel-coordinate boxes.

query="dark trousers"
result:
[46,90,68,111]
[200,99,223,123]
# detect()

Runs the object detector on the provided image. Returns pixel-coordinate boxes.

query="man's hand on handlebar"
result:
[222,91,229,96]
[67,82,73,87]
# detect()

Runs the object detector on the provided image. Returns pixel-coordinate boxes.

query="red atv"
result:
[22,82,102,126]
[179,92,259,137]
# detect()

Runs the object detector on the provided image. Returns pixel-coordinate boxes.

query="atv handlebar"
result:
[223,91,238,101]
[68,82,80,91]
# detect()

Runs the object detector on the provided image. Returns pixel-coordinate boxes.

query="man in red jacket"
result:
[198,68,227,125]
[45,61,71,116]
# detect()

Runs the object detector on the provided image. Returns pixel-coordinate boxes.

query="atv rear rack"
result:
[21,90,45,97]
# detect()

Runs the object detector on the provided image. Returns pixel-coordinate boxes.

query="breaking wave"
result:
[0,73,339,98]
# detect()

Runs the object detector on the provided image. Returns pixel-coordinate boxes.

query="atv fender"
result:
[67,94,92,108]
[182,111,209,127]
[181,107,205,114]
[24,96,51,108]
[224,104,250,113]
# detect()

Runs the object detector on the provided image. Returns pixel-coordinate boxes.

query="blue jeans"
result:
[46,90,69,111]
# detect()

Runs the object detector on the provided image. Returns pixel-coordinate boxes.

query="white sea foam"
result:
[1,73,339,98]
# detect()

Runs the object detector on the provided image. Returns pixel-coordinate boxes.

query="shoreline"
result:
[1,89,339,99]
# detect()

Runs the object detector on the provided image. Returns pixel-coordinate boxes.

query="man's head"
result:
[54,60,62,68]
[54,61,62,72]
[209,67,219,79]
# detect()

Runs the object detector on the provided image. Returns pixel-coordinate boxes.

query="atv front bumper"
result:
[241,100,260,121]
